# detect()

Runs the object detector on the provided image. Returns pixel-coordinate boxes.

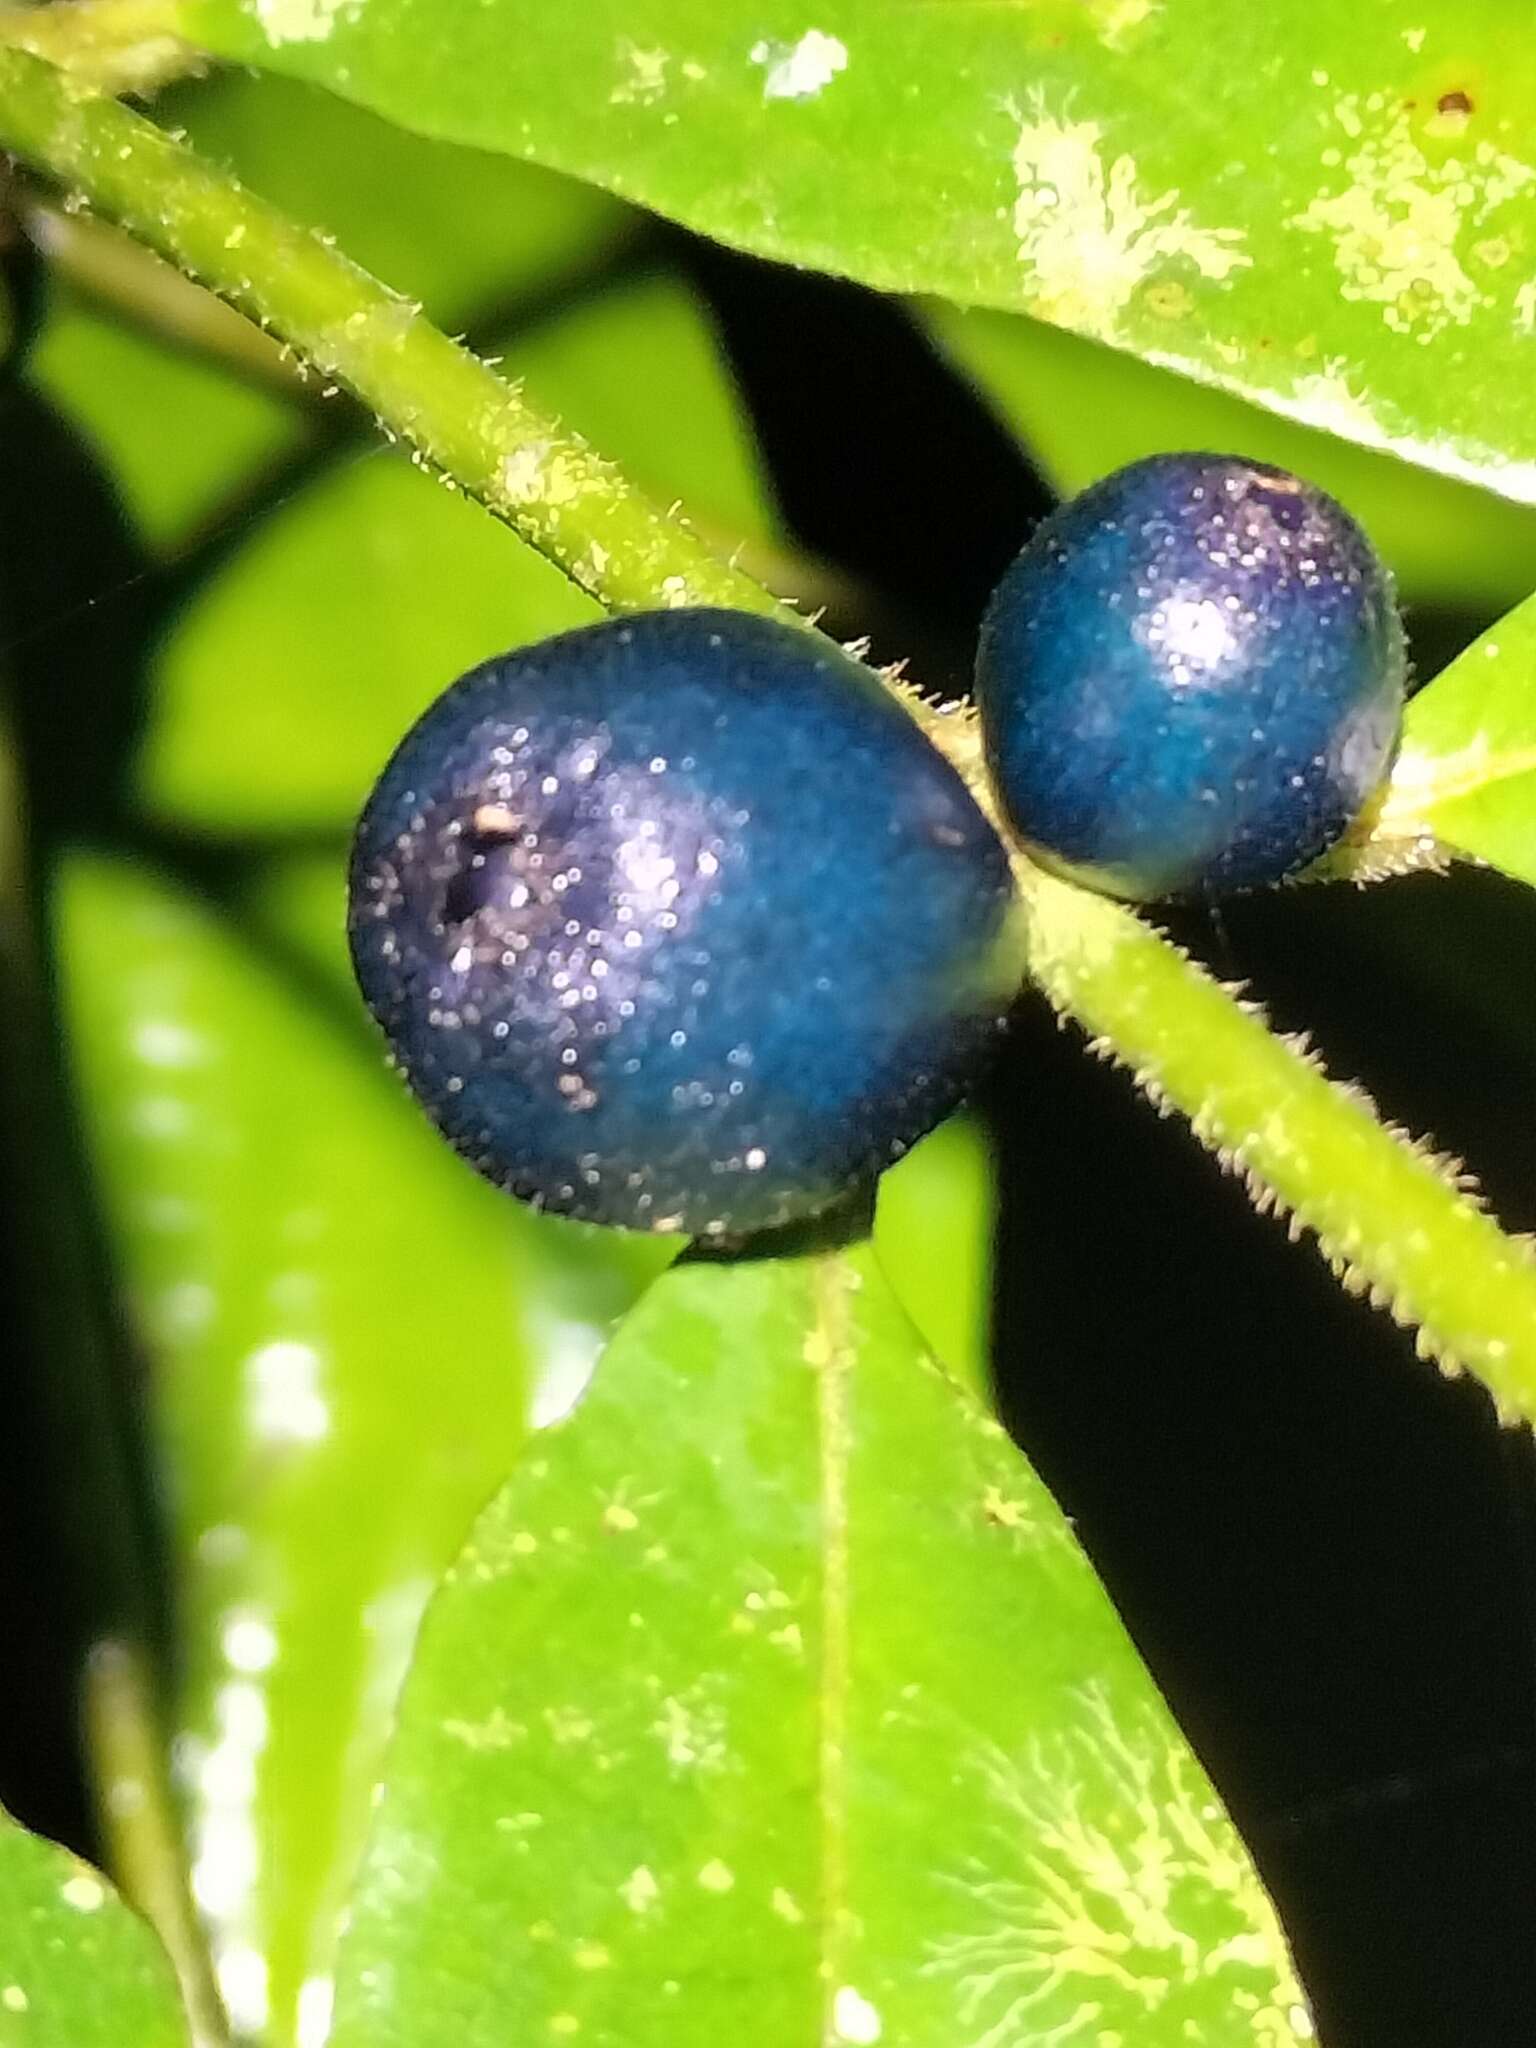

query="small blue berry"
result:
[975,454,1406,900]
[349,609,1022,1236]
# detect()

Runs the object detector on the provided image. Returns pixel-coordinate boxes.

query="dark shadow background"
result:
[0,221,1532,2047]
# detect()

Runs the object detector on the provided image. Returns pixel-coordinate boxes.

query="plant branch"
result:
[0,45,785,617]
[0,45,1532,1419]
[1019,860,1536,1421]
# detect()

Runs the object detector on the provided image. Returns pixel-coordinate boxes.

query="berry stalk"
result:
[1020,860,1536,1420]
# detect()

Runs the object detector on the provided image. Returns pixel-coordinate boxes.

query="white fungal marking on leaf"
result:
[832,1986,883,2043]
[696,1858,735,1892]
[1290,99,1535,336]
[442,1707,527,1752]
[611,41,669,105]
[980,1484,1035,1534]
[1516,281,1536,330]
[60,1873,104,1913]
[544,1705,596,1746]
[254,0,351,46]
[1091,0,1158,49]
[1009,103,1248,336]
[771,1886,804,1922]
[652,1692,728,1770]
[2,1986,28,2013]
[750,30,848,101]
[920,1685,1310,2046]
[620,1865,660,1913]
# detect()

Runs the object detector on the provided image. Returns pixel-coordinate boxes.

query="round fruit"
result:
[348,608,1023,1237]
[974,453,1406,900]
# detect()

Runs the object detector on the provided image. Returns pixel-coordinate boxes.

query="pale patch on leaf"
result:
[611,41,670,107]
[254,0,353,46]
[1010,105,1248,336]
[923,1687,1312,2047]
[749,29,849,101]
[1089,0,1159,49]
[1290,99,1535,338]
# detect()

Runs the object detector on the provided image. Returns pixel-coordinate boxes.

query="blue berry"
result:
[975,454,1406,900]
[348,609,1022,1236]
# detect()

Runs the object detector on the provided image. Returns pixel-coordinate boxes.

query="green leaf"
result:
[871,1112,995,1399]
[163,66,635,330]
[56,851,670,2047]
[1380,597,1536,886]
[926,302,1536,613]
[28,287,304,554]
[0,1817,186,2048]
[137,272,780,835]
[139,436,597,833]
[328,1246,1310,2048]
[175,0,1536,499]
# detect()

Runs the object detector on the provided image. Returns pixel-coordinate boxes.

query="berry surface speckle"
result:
[975,453,1406,901]
[349,608,1022,1236]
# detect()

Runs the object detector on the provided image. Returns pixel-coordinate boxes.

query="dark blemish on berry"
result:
[349,609,1025,1236]
[973,453,1406,902]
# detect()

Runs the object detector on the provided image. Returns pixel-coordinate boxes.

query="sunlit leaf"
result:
[872,1112,995,1399]
[328,1246,1310,2048]
[0,1817,186,2048]
[175,0,1536,501]
[56,852,670,2047]
[1384,598,1536,886]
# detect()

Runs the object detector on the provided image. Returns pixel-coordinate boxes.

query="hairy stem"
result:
[1020,862,1536,1419]
[0,45,784,617]
[0,45,1532,1421]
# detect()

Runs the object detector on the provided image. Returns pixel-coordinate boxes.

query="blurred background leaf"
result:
[57,850,671,2044]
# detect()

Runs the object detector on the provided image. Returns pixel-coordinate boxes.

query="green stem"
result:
[1018,861,1536,1420]
[84,1643,230,2048]
[0,44,784,617]
[0,44,1532,1420]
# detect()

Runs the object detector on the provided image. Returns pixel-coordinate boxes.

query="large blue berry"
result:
[975,454,1406,900]
[348,609,1022,1237]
